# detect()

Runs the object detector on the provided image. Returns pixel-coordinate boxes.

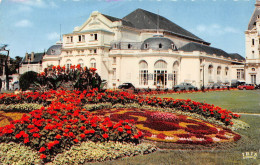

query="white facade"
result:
[245,0,260,84]
[27,9,246,89]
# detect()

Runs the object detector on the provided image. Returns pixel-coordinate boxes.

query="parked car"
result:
[173,83,197,91]
[118,83,135,89]
[231,80,245,88]
[237,84,255,90]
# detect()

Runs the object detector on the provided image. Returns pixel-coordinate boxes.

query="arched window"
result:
[139,60,148,85]
[208,65,213,75]
[78,59,84,67]
[217,66,221,75]
[173,61,179,86]
[90,58,96,68]
[225,67,229,76]
[159,43,162,48]
[66,59,72,69]
[154,60,167,87]
[128,44,132,49]
[154,60,167,69]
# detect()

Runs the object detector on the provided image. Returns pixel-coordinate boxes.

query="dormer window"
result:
[51,49,55,55]
[252,68,256,71]
[128,44,132,49]
[159,43,162,48]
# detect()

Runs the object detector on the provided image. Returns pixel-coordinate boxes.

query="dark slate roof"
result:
[248,3,260,30]
[179,42,244,61]
[46,44,62,56]
[22,52,44,64]
[122,9,205,43]
[102,14,134,28]
[229,53,245,61]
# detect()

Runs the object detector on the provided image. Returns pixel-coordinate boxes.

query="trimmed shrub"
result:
[19,71,38,91]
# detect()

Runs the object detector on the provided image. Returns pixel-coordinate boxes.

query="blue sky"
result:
[0,0,256,58]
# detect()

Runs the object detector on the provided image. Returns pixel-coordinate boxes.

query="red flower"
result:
[24,138,29,144]
[39,147,46,152]
[127,130,132,134]
[89,130,95,134]
[117,127,124,132]
[15,133,22,139]
[33,133,40,138]
[73,138,79,143]
[80,134,86,139]
[56,134,62,139]
[102,133,109,139]
[40,154,47,159]
[124,125,131,130]
[69,132,74,137]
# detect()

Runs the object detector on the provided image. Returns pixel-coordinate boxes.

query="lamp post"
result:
[0,44,10,90]
[202,64,205,92]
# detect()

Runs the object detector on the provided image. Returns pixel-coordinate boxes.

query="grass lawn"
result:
[89,90,260,165]
[157,90,260,114]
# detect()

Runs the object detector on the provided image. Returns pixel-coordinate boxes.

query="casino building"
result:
[20,8,246,89]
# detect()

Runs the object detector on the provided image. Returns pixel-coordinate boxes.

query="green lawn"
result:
[157,90,260,114]
[89,90,260,165]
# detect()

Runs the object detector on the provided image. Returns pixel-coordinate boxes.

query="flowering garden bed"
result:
[0,89,244,164]
[93,108,241,144]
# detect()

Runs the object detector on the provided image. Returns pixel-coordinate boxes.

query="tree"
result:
[8,56,23,74]
[19,71,38,91]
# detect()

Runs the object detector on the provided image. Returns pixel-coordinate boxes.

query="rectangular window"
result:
[251,75,256,84]
[78,35,85,42]
[139,70,148,85]
[90,34,98,40]
[237,69,244,79]
[93,49,97,54]
[252,39,255,46]
[112,68,116,80]
[113,57,116,64]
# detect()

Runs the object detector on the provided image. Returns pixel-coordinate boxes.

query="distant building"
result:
[19,52,44,75]
[245,0,260,84]
[21,8,246,89]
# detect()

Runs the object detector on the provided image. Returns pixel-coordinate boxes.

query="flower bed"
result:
[132,87,238,96]
[0,89,242,163]
[0,89,240,126]
[0,101,142,163]
[93,108,241,144]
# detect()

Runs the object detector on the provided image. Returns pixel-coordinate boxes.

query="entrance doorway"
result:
[154,70,167,88]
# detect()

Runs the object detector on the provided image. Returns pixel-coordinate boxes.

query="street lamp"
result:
[201,64,205,92]
[0,44,10,91]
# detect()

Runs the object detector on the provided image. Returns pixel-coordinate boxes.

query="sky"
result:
[0,0,256,58]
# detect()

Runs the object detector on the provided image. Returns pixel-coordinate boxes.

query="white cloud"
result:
[10,0,58,8]
[192,24,241,36]
[47,32,60,41]
[15,19,33,27]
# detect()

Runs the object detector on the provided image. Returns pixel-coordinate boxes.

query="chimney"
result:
[256,0,260,7]
[31,52,34,62]
[25,53,28,62]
